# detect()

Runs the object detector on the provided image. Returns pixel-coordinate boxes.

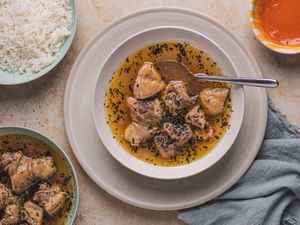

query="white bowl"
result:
[93,26,244,180]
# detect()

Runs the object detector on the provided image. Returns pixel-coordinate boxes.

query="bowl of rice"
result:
[0,0,77,85]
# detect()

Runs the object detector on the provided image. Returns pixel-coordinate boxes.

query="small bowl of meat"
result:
[93,26,244,180]
[0,126,78,225]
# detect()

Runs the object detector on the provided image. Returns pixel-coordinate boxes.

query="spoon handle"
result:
[194,74,279,88]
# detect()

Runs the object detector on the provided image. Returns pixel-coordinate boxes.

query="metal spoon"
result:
[155,61,279,89]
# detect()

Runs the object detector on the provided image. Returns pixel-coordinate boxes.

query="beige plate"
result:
[64,7,267,210]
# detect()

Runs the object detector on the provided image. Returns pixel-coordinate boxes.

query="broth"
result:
[105,42,232,167]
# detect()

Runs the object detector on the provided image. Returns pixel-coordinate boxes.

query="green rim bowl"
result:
[0,0,77,85]
[0,126,79,224]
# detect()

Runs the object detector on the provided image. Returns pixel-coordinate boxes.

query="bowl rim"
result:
[93,25,245,180]
[0,0,78,85]
[0,125,79,224]
[249,0,300,54]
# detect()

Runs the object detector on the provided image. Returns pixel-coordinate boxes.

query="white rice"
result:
[0,0,72,74]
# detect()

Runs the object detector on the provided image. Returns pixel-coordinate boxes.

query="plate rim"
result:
[64,6,268,210]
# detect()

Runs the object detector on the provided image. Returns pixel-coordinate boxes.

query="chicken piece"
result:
[193,125,214,141]
[199,88,229,116]
[165,81,190,100]
[164,81,197,116]
[1,152,33,194]
[154,134,176,159]
[0,204,20,225]
[33,184,68,217]
[133,62,166,99]
[22,201,43,225]
[163,123,193,147]
[1,152,56,193]
[164,92,185,116]
[126,97,163,128]
[0,184,15,209]
[30,157,56,180]
[0,184,20,225]
[185,106,207,129]
[124,122,152,147]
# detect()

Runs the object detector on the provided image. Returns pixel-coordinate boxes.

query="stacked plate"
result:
[64,7,267,210]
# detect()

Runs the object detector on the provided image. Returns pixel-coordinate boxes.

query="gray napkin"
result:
[178,102,300,225]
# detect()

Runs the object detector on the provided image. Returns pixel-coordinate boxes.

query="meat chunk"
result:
[154,134,176,159]
[1,152,56,193]
[193,125,214,141]
[124,122,152,147]
[1,152,33,194]
[164,92,186,116]
[0,184,20,225]
[1,204,20,225]
[165,80,190,100]
[185,106,207,129]
[126,97,163,128]
[30,157,56,180]
[22,201,43,225]
[33,184,68,217]
[0,184,15,209]
[163,123,193,147]
[164,81,197,116]
[133,62,166,99]
[199,88,229,116]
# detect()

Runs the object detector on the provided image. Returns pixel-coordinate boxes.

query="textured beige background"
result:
[0,0,300,224]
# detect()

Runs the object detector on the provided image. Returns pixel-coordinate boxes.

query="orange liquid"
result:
[256,0,300,45]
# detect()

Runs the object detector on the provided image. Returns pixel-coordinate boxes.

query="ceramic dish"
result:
[0,126,79,224]
[0,0,77,85]
[64,7,267,210]
[249,0,300,54]
[93,26,245,180]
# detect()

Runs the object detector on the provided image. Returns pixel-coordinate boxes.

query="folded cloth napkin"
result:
[178,102,300,225]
